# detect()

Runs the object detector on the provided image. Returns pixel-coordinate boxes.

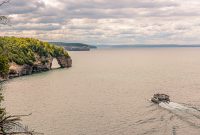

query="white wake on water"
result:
[159,102,200,127]
[159,102,189,111]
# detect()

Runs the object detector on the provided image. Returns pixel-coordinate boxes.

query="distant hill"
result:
[97,44,200,48]
[49,42,97,51]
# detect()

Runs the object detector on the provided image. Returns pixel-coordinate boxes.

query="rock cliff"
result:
[56,56,72,68]
[0,37,72,81]
[7,56,72,79]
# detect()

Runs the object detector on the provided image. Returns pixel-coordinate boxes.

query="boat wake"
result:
[159,102,200,128]
[125,101,200,134]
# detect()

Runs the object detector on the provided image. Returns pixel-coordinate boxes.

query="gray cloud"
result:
[5,23,61,31]
[64,0,179,9]
[1,0,200,44]
[0,0,45,15]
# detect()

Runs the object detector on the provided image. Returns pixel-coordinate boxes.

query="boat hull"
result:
[151,93,170,104]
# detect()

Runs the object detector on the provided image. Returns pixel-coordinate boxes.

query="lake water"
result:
[2,48,200,135]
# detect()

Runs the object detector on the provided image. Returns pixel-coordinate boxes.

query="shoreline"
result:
[0,67,67,83]
[0,58,72,83]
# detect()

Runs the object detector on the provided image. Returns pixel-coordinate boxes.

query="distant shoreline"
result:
[49,42,97,51]
[97,45,200,48]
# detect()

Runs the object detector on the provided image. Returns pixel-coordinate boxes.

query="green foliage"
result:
[0,55,9,77]
[0,36,70,66]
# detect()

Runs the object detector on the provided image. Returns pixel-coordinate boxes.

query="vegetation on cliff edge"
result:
[0,56,9,78]
[0,36,70,76]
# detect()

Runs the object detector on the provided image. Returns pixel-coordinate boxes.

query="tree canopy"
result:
[0,55,9,78]
[0,37,69,66]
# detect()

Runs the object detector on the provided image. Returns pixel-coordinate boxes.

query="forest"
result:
[0,37,69,77]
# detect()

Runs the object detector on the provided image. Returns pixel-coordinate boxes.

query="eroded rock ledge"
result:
[0,37,73,81]
[7,56,72,79]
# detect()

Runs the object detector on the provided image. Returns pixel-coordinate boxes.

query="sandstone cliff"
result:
[8,56,72,79]
[0,37,72,81]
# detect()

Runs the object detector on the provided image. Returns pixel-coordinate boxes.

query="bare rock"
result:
[56,56,72,68]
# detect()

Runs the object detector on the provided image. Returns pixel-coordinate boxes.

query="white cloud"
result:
[0,0,200,44]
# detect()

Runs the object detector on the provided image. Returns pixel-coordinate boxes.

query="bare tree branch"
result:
[0,0,10,25]
[0,0,10,7]
[0,16,8,24]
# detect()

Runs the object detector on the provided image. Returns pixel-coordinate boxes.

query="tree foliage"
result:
[0,55,9,77]
[0,36,69,65]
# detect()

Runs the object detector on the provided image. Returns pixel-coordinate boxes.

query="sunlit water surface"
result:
[3,48,200,135]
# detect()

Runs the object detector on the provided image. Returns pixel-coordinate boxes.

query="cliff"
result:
[0,37,72,80]
[8,56,72,79]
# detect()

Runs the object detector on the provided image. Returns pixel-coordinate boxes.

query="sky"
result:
[0,0,200,45]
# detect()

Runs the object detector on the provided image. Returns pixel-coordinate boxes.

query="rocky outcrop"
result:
[9,63,33,79]
[5,56,72,80]
[0,37,73,81]
[32,56,53,73]
[0,76,7,82]
[56,56,72,68]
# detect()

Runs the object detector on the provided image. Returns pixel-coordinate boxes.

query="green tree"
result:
[0,55,9,78]
[0,36,70,66]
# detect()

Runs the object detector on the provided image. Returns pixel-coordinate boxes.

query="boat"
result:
[151,93,170,104]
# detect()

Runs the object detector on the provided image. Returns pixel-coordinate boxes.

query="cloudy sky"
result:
[0,0,200,45]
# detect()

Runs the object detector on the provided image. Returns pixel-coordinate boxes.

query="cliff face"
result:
[9,63,32,78]
[0,37,72,81]
[7,56,72,79]
[32,55,53,73]
[56,56,72,68]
